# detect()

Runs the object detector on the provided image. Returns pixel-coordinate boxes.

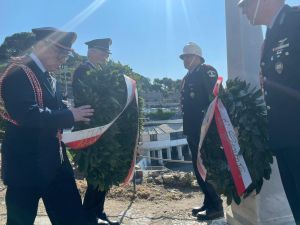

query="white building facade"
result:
[139,119,191,170]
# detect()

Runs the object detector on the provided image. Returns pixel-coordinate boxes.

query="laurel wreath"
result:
[202,78,273,205]
[72,63,139,191]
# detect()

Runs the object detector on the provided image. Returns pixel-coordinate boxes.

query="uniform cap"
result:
[32,27,77,51]
[85,38,112,54]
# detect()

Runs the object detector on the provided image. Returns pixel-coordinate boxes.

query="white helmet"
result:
[179,42,204,62]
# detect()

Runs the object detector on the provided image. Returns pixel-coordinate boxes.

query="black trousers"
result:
[276,148,300,225]
[6,167,85,225]
[83,182,107,219]
[187,135,222,211]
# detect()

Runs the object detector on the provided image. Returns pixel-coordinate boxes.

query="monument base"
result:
[226,157,295,225]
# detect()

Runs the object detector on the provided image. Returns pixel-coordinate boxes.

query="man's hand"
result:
[70,105,94,122]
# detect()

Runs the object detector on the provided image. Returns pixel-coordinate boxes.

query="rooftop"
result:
[143,120,183,135]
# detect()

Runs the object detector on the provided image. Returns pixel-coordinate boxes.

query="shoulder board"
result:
[287,5,300,23]
[77,62,92,71]
[83,61,92,67]
[194,64,209,72]
[292,6,300,11]
[289,5,300,16]
[202,64,216,71]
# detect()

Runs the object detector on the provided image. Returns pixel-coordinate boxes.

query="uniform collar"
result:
[188,63,202,75]
[29,53,47,73]
[86,60,97,70]
[269,4,285,29]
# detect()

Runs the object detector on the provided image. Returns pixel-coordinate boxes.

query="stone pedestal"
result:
[226,158,295,225]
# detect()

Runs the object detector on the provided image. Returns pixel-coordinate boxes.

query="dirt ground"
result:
[0,154,228,225]
[0,179,229,225]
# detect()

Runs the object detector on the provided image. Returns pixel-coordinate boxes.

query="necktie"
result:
[45,72,56,93]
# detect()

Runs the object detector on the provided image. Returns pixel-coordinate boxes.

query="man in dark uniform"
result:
[0,27,94,225]
[238,0,300,224]
[73,38,111,87]
[180,42,223,221]
[73,39,119,225]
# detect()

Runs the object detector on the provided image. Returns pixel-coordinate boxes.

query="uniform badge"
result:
[190,92,195,98]
[275,61,284,74]
[207,70,216,78]
[273,38,290,57]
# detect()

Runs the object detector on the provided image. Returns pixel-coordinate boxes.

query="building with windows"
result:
[139,119,191,169]
[141,91,180,109]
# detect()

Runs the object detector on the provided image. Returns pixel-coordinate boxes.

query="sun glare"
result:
[62,0,107,30]
[180,0,192,38]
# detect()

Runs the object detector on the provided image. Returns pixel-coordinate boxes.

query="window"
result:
[170,132,184,140]
[150,134,157,141]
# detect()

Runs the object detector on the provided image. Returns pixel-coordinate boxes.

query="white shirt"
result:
[30,53,57,92]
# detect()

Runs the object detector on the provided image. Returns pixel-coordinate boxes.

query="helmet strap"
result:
[252,0,262,25]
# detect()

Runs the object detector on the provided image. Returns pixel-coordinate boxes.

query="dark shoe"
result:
[197,209,224,221]
[192,205,206,217]
[99,212,120,225]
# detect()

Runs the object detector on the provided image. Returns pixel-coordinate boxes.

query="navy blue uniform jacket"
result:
[261,5,300,148]
[181,64,218,137]
[1,58,75,187]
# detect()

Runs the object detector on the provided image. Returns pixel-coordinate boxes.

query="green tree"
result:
[105,61,152,94]
[152,77,181,97]
[148,108,176,120]
[0,32,36,61]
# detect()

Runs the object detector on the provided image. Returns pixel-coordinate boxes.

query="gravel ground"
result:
[0,181,228,225]
[0,155,229,225]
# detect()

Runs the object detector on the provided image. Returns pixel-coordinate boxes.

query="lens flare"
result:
[62,0,107,30]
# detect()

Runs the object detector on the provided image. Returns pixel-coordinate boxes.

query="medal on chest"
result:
[190,91,195,98]
[275,61,284,74]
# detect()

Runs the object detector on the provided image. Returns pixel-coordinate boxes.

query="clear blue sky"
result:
[0,0,299,80]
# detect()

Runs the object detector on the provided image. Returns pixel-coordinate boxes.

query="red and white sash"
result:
[197,77,252,196]
[62,75,138,185]
[62,75,137,149]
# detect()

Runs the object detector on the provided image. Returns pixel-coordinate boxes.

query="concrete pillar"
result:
[225,0,263,87]
[150,150,155,166]
[167,148,172,160]
[158,149,163,165]
[146,150,151,165]
[225,0,295,224]
[177,146,184,161]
